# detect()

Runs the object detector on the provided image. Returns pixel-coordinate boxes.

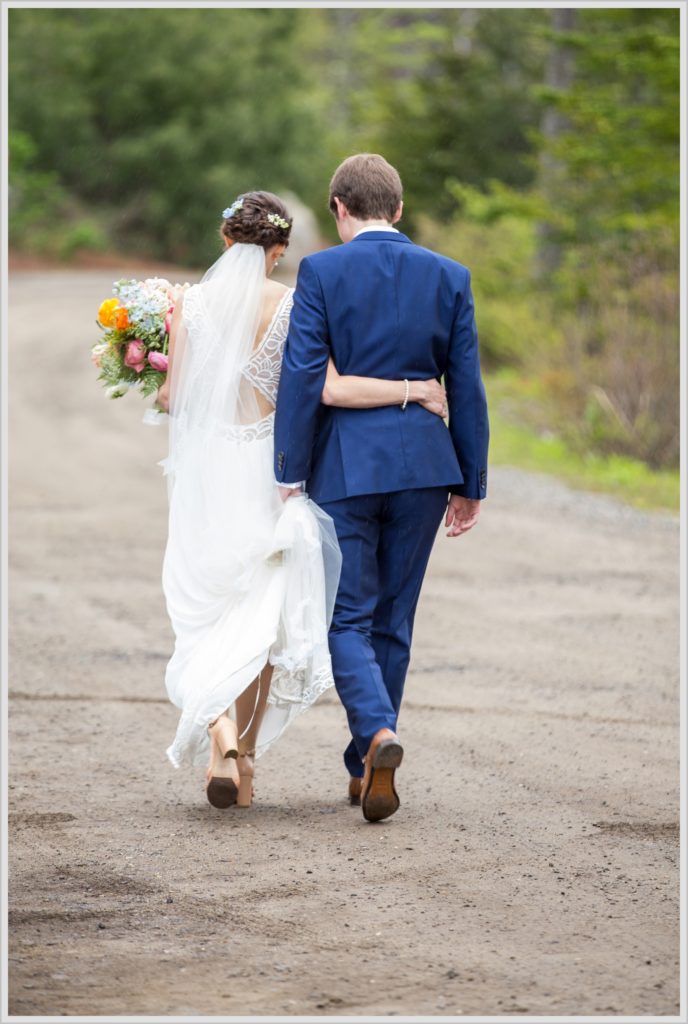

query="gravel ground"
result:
[7,269,681,1019]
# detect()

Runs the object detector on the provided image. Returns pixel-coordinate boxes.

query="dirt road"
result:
[7,269,680,1018]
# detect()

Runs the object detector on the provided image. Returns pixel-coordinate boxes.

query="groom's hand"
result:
[278,484,302,502]
[445,495,481,537]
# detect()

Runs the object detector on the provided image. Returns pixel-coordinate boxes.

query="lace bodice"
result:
[181,284,294,406]
[241,288,294,404]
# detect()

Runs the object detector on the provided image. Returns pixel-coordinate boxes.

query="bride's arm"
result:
[321,357,447,417]
[156,294,183,412]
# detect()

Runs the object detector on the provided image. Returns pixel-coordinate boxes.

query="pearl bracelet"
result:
[401,378,409,410]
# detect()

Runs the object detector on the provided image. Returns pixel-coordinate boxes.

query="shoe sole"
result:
[362,740,403,822]
[206,777,238,809]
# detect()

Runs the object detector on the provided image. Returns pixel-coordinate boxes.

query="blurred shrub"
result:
[417,182,560,369]
[8,130,68,248]
[57,219,109,260]
[423,183,678,469]
[10,130,109,259]
[553,236,679,468]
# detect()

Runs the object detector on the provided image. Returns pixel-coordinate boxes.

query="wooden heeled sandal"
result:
[236,749,256,809]
[205,714,240,809]
[208,713,239,758]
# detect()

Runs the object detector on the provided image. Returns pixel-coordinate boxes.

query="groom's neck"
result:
[355,219,394,231]
[340,218,395,243]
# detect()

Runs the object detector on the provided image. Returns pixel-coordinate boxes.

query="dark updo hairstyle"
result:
[220,190,293,250]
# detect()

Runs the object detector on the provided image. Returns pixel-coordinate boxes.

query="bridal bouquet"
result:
[91,277,189,420]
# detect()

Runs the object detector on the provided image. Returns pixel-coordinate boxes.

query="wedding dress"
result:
[161,243,341,770]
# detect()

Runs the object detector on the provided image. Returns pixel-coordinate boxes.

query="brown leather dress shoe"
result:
[348,776,363,805]
[360,728,403,822]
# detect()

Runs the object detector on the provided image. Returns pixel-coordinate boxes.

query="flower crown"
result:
[266,212,290,231]
[221,197,290,232]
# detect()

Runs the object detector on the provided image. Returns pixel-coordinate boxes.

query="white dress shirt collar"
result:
[353,224,400,238]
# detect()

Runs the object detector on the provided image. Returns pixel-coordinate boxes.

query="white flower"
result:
[106,382,131,399]
[91,342,109,367]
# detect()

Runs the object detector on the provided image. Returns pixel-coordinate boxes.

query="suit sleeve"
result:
[445,268,489,499]
[273,257,331,484]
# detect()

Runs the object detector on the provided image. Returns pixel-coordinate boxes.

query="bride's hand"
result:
[410,379,448,418]
[157,380,170,412]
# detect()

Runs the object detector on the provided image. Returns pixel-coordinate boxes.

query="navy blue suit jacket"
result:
[274,230,489,504]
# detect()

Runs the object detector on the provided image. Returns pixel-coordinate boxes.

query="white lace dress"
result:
[163,286,339,769]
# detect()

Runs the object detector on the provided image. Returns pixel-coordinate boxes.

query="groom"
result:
[274,154,489,822]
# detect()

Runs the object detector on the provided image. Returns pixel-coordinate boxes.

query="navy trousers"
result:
[318,486,449,778]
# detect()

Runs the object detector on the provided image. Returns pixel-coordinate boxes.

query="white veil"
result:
[160,241,342,766]
[165,241,267,496]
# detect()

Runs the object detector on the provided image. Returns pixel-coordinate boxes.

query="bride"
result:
[158,190,448,809]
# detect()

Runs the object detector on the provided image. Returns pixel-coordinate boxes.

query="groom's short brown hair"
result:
[329,154,403,221]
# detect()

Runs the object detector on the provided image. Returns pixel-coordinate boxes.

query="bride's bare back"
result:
[243,280,294,421]
[254,280,290,353]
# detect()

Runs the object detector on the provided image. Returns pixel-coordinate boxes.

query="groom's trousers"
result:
[318,486,449,778]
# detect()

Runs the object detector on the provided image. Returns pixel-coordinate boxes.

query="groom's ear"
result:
[392,201,403,225]
[333,196,348,221]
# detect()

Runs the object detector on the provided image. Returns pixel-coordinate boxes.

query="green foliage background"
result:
[8,7,680,494]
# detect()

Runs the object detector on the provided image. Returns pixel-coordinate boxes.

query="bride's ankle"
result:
[237,749,255,773]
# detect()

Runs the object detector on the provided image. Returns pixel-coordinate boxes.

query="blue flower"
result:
[222,196,244,219]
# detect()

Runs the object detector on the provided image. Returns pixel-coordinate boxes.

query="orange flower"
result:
[98,297,120,327]
[114,306,130,330]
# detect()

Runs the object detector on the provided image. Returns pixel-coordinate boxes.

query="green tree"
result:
[355,9,550,223]
[534,7,680,250]
[9,8,329,264]
[419,8,680,469]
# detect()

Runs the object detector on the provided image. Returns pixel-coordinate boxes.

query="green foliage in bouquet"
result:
[96,344,165,398]
[96,346,125,389]
[138,366,166,398]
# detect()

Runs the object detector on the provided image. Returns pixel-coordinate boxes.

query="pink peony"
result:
[148,351,169,372]
[124,339,147,373]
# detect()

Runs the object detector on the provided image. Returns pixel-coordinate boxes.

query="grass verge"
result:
[486,372,679,514]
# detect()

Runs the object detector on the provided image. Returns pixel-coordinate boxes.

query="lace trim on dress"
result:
[180,283,204,335]
[268,661,333,708]
[222,411,275,443]
[242,289,294,405]
[253,662,334,760]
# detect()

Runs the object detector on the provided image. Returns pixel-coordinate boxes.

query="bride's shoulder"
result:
[263,279,293,302]
[263,281,294,322]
